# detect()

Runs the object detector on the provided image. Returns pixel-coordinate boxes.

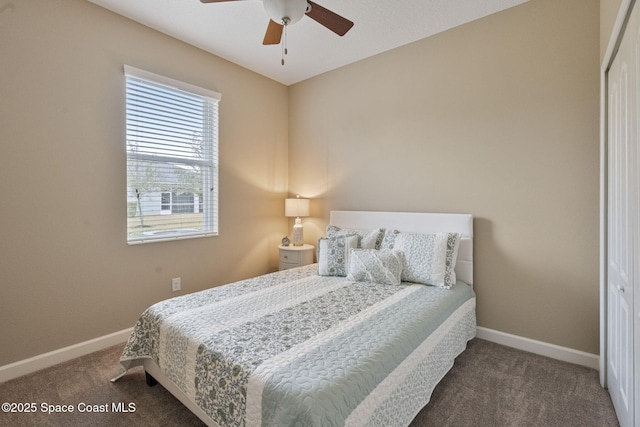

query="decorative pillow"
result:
[394,232,461,289]
[326,225,384,250]
[379,229,400,250]
[317,234,359,277]
[347,249,403,285]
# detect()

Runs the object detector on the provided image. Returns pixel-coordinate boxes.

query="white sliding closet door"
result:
[607,2,639,426]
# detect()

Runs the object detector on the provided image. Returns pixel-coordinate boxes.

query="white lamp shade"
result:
[285,198,310,218]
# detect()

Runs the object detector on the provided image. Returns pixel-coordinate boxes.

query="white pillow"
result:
[394,232,461,289]
[317,234,359,276]
[326,225,384,249]
[347,249,403,285]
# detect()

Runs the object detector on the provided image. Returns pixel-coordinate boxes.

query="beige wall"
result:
[0,0,289,365]
[0,0,602,366]
[289,0,601,353]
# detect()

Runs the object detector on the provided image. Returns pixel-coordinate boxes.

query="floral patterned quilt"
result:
[113,264,476,427]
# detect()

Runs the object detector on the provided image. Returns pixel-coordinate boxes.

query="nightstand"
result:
[278,244,314,270]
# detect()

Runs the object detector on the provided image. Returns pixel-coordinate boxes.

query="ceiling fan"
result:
[200,0,354,46]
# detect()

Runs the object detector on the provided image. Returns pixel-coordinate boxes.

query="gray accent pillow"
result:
[317,234,359,276]
[326,225,384,250]
[380,229,400,250]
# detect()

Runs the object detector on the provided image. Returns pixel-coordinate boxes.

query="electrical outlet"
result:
[172,277,181,292]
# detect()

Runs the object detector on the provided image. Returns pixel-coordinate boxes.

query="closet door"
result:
[607,3,638,426]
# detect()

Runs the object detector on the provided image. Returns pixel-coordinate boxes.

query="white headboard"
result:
[329,210,473,286]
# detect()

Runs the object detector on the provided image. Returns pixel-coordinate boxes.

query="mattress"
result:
[113,264,476,427]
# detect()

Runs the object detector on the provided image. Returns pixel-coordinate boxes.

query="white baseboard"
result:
[0,328,133,384]
[476,326,600,370]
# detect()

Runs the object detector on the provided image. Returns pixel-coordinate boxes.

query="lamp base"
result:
[292,217,303,246]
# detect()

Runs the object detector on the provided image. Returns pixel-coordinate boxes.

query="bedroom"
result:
[0,0,608,424]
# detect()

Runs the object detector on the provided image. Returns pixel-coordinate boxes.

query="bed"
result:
[112,210,476,427]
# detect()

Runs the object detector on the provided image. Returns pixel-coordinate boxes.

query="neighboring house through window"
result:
[124,65,221,244]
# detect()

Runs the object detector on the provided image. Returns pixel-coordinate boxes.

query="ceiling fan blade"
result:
[200,0,247,3]
[263,20,284,45]
[306,1,354,36]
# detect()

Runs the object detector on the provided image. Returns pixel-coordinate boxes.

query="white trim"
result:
[476,327,599,370]
[0,328,133,384]
[123,65,222,101]
[600,0,636,389]
[124,65,222,101]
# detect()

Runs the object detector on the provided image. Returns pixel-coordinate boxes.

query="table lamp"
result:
[285,196,309,246]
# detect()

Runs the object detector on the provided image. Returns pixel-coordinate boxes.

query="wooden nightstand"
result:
[278,244,314,270]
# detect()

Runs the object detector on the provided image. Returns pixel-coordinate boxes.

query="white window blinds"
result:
[124,66,221,244]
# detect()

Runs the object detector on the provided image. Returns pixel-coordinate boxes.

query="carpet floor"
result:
[0,338,619,426]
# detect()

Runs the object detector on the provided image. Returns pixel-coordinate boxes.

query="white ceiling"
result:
[87,0,529,86]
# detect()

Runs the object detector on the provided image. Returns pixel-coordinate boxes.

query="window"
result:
[160,192,171,213]
[125,65,221,244]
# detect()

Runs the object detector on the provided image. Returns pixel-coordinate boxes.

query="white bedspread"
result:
[113,265,476,427]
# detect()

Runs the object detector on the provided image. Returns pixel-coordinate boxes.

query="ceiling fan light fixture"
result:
[263,0,309,25]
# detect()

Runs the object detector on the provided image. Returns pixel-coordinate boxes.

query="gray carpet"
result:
[0,338,619,426]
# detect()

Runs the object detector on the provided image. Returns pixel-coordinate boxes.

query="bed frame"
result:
[143,210,474,426]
